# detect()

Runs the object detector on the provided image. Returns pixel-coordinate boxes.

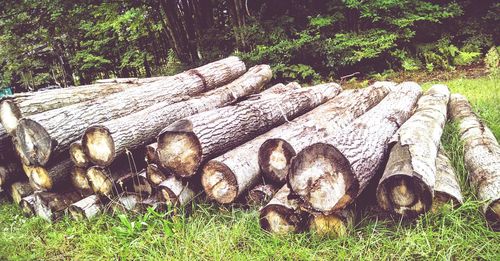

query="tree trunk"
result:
[246,183,277,206]
[69,141,90,168]
[82,65,271,167]
[201,82,390,204]
[158,175,198,208]
[308,209,353,238]
[259,185,308,234]
[146,163,170,187]
[288,82,422,214]
[9,180,34,205]
[161,83,341,179]
[71,167,94,196]
[33,191,84,222]
[449,93,500,231]
[259,82,393,184]
[116,170,154,197]
[432,145,463,211]
[376,85,450,217]
[16,57,246,166]
[0,82,141,135]
[27,158,72,191]
[68,195,103,220]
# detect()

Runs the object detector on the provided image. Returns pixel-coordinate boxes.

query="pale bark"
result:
[259,185,307,233]
[259,82,394,184]
[432,146,463,210]
[0,82,141,135]
[82,65,271,166]
[288,82,422,214]
[161,83,341,179]
[377,85,450,217]
[16,56,246,166]
[449,94,500,230]
[201,82,391,204]
[158,175,198,208]
[68,195,103,220]
[33,191,83,221]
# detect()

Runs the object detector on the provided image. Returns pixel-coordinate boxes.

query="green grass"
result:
[1,74,499,260]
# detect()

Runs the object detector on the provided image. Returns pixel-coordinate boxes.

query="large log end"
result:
[258,138,296,184]
[82,126,115,167]
[201,160,237,204]
[86,166,114,196]
[288,143,356,213]
[30,166,53,191]
[16,118,52,166]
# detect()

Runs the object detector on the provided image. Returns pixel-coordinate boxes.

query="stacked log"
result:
[80,65,271,167]
[287,82,422,214]
[376,85,450,217]
[68,195,104,220]
[449,94,499,231]
[159,83,341,182]
[432,146,463,210]
[15,56,246,166]
[246,184,277,206]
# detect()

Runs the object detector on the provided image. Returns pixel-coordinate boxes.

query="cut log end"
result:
[86,167,114,196]
[82,126,115,166]
[258,138,296,183]
[201,161,237,204]
[246,184,277,206]
[10,182,34,205]
[70,141,90,167]
[377,175,432,217]
[16,118,52,166]
[30,166,53,191]
[0,99,22,135]
[309,214,347,238]
[68,195,102,220]
[485,199,500,231]
[146,164,168,186]
[157,129,201,177]
[71,167,92,193]
[145,143,158,164]
[260,205,301,234]
[288,143,355,213]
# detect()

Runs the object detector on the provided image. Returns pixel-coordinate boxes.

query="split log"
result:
[432,146,463,210]
[376,85,450,217]
[288,82,422,214]
[68,195,103,220]
[246,184,277,206]
[33,191,83,221]
[146,163,170,187]
[10,180,34,204]
[116,170,154,197]
[308,209,353,238]
[70,167,94,196]
[259,82,394,184]
[161,83,341,179]
[29,158,73,191]
[16,56,246,166]
[82,65,271,166]
[259,185,307,234]
[159,175,198,208]
[201,82,391,204]
[449,94,500,230]
[69,141,90,168]
[0,82,142,135]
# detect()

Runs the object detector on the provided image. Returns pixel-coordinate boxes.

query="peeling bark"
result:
[432,146,463,211]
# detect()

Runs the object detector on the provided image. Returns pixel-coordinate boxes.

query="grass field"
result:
[0,73,499,260]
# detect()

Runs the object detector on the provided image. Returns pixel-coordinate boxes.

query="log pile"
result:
[0,57,496,234]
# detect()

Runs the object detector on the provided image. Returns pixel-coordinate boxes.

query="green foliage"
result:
[273,63,320,83]
[484,46,500,73]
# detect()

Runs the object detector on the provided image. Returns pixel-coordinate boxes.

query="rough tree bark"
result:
[259,82,394,184]
[82,65,271,167]
[200,82,391,204]
[9,180,34,204]
[376,85,450,217]
[0,82,141,135]
[16,56,246,166]
[432,145,463,210]
[288,82,422,214]
[69,141,91,168]
[259,185,308,234]
[68,195,103,220]
[160,83,341,179]
[33,191,83,221]
[449,94,500,230]
[246,184,277,206]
